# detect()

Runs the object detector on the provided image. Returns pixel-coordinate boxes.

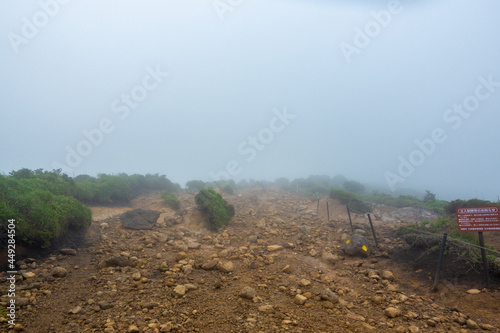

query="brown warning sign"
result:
[457,206,500,232]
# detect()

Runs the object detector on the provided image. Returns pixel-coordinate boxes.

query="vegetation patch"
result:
[0,170,91,248]
[396,200,500,280]
[194,189,235,231]
[162,191,181,210]
[74,173,180,204]
[329,189,372,214]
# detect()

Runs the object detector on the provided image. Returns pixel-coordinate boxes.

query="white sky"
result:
[1,0,500,201]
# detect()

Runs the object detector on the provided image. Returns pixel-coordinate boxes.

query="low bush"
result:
[330,189,372,214]
[0,174,91,248]
[162,192,181,210]
[444,199,498,215]
[194,189,234,231]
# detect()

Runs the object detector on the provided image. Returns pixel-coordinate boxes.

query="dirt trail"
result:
[1,189,499,332]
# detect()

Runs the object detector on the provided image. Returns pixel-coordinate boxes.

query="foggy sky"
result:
[1,0,500,201]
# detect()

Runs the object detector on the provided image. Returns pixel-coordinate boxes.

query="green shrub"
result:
[74,173,180,204]
[222,185,234,195]
[343,180,365,193]
[186,180,206,192]
[0,171,91,249]
[330,189,372,214]
[330,189,357,204]
[444,199,498,215]
[162,192,181,210]
[194,189,235,231]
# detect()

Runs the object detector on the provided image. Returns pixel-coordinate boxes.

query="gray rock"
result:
[60,248,77,255]
[320,288,339,303]
[120,209,161,230]
[16,298,30,307]
[300,225,310,234]
[239,286,256,299]
[381,206,438,223]
[341,234,371,257]
[187,242,201,249]
[101,256,132,268]
[202,260,218,270]
[353,229,367,236]
[50,267,68,278]
[98,301,114,310]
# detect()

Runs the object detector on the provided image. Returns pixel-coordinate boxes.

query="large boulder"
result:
[381,206,438,222]
[341,234,371,257]
[120,209,160,230]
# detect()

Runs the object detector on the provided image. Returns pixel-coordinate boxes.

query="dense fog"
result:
[2,0,500,201]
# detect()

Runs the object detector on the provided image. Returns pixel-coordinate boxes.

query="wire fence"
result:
[396,224,500,256]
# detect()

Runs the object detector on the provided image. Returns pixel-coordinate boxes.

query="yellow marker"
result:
[346,239,351,244]
[362,245,367,251]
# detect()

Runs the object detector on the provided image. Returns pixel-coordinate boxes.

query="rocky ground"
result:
[1,188,499,333]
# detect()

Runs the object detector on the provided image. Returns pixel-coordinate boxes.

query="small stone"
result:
[16,298,29,307]
[382,270,394,281]
[467,319,479,329]
[60,248,77,255]
[427,319,437,327]
[174,285,187,297]
[239,286,257,299]
[282,265,292,273]
[13,324,25,331]
[384,307,400,318]
[22,272,35,279]
[299,279,311,287]
[467,289,481,295]
[160,322,173,332]
[320,288,338,303]
[128,325,140,333]
[217,261,234,273]
[132,272,141,281]
[202,260,218,270]
[98,301,113,310]
[408,325,420,333]
[187,242,201,249]
[479,323,495,331]
[258,305,274,313]
[322,252,339,264]
[322,301,335,309]
[50,267,68,278]
[294,294,307,305]
[184,284,198,290]
[267,245,283,252]
[69,305,82,314]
